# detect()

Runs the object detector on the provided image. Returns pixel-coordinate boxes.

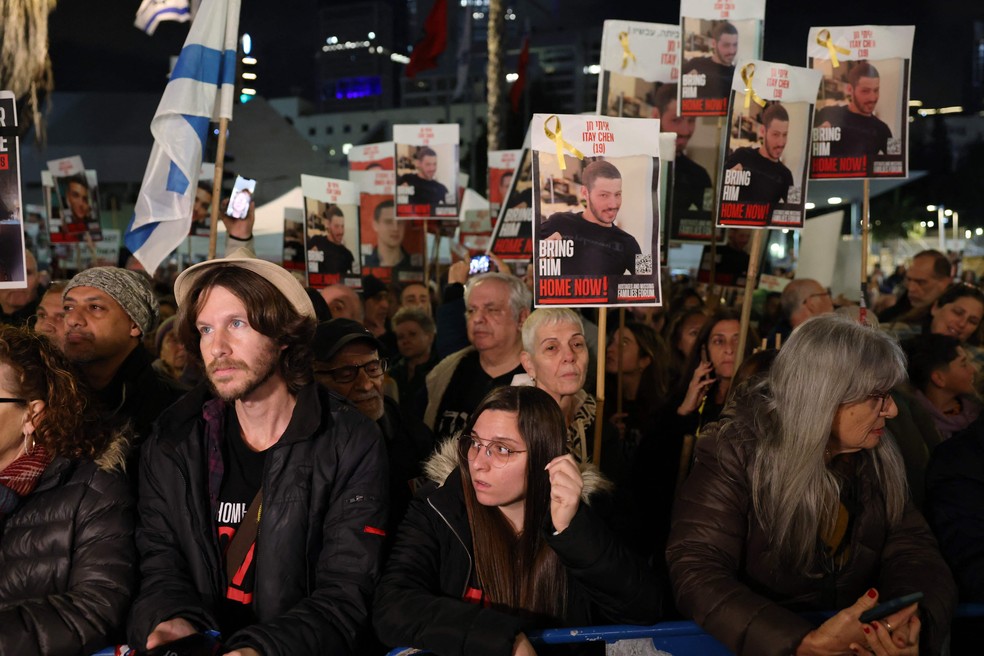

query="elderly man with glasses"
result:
[313,318,434,533]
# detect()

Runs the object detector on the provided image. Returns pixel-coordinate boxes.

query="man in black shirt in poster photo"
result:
[723,102,795,211]
[538,159,642,276]
[683,21,738,100]
[814,61,893,160]
[652,83,713,222]
[398,146,449,208]
[307,204,356,275]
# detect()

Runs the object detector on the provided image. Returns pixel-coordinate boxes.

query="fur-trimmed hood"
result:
[93,430,130,474]
[423,437,613,503]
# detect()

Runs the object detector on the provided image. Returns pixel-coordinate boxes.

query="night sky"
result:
[49,0,983,107]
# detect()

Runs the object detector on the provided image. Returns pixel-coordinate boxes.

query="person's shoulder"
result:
[543,211,580,226]
[816,104,847,120]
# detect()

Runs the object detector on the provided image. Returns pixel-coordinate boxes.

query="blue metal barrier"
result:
[382,604,984,656]
[91,605,984,656]
[383,620,732,655]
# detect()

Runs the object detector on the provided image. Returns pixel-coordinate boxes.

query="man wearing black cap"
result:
[313,318,433,533]
[128,248,388,656]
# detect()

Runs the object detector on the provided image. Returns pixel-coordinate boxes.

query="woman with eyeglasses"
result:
[666,314,956,656]
[373,385,661,655]
[0,325,135,654]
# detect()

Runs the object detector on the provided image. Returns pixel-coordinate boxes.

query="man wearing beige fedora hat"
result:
[128,247,389,656]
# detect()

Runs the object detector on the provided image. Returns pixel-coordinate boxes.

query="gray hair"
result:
[750,313,908,570]
[464,272,532,321]
[392,306,435,335]
[521,308,584,354]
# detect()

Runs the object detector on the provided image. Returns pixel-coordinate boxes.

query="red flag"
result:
[509,36,530,112]
[406,0,448,78]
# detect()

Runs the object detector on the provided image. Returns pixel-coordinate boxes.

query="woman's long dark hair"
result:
[610,321,671,407]
[676,308,756,399]
[459,386,568,620]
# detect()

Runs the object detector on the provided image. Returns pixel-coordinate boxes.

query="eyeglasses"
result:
[459,435,527,468]
[866,391,892,414]
[314,359,387,384]
[0,398,26,404]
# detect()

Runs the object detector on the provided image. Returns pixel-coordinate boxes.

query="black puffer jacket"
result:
[667,404,957,656]
[0,435,135,655]
[373,440,662,656]
[127,381,389,656]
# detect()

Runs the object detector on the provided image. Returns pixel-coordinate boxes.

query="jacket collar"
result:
[157,379,329,448]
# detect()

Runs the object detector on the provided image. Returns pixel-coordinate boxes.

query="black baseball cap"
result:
[313,318,382,363]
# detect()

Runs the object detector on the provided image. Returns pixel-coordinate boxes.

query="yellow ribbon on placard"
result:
[741,63,767,111]
[817,29,850,68]
[618,31,637,70]
[543,115,585,171]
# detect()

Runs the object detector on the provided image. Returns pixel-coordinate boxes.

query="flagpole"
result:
[208,116,230,260]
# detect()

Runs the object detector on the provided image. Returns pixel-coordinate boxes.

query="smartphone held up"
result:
[226,175,256,220]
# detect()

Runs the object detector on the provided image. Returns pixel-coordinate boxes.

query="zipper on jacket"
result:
[427,496,474,598]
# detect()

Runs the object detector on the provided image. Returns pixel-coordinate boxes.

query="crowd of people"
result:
[2,232,984,656]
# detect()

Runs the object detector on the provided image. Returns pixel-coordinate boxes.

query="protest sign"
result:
[394,124,460,218]
[807,25,914,179]
[598,21,680,118]
[301,174,360,288]
[679,0,765,117]
[717,60,822,229]
[531,114,661,307]
[46,156,103,243]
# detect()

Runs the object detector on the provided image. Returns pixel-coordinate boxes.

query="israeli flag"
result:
[134,0,192,36]
[126,0,239,274]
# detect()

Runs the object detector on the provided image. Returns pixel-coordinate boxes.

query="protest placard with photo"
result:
[489,146,533,262]
[598,21,680,119]
[459,189,494,257]
[283,207,306,284]
[807,25,914,179]
[394,124,459,218]
[657,83,726,243]
[301,174,360,288]
[488,149,522,218]
[46,156,103,243]
[350,141,424,284]
[0,90,27,289]
[717,60,821,229]
[679,0,765,118]
[189,162,215,237]
[531,114,661,307]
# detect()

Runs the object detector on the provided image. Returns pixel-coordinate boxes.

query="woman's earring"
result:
[22,432,34,455]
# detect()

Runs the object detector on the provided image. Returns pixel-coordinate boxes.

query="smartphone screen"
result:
[469,254,491,275]
[226,175,256,219]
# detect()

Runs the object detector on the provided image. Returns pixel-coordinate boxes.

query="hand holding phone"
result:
[858,592,923,623]
[226,175,256,220]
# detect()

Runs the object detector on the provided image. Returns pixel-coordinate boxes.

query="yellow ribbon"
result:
[543,115,585,171]
[618,31,637,70]
[817,29,850,68]
[740,63,767,111]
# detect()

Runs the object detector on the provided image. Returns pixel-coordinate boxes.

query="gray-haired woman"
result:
[667,314,956,656]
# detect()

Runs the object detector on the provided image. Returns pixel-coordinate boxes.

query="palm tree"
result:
[486,0,504,152]
[0,0,56,141]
